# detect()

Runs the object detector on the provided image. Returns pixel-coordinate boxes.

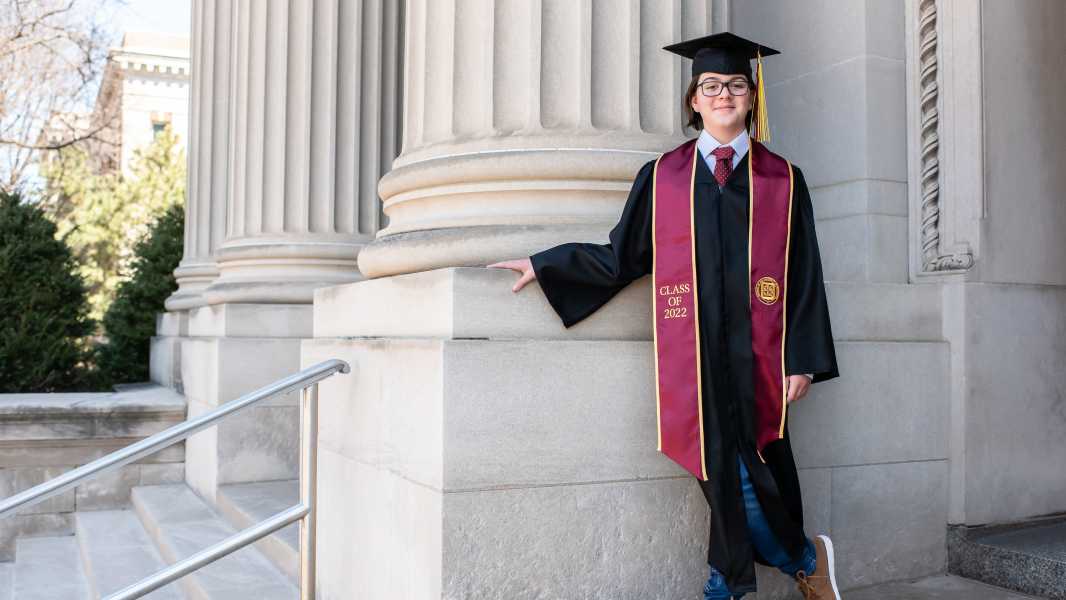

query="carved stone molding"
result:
[907,0,978,277]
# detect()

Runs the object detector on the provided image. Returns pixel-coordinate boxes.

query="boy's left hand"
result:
[786,374,810,405]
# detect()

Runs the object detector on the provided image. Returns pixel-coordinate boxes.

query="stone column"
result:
[153,0,236,390]
[358,0,718,278]
[159,0,403,504]
[164,0,230,311]
[202,0,399,304]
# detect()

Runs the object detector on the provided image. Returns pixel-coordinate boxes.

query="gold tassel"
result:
[752,49,771,143]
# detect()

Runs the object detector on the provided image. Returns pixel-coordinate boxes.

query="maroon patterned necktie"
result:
[711,145,735,186]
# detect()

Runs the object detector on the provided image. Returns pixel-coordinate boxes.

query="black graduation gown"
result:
[529,146,840,593]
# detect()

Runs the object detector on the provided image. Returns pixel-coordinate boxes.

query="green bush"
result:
[95,204,184,385]
[0,191,95,392]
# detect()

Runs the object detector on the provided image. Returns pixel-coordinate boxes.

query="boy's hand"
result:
[786,374,811,405]
[487,258,536,292]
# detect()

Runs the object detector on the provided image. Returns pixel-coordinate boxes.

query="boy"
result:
[490,32,841,600]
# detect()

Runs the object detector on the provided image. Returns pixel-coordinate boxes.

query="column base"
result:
[164,261,219,311]
[204,238,365,304]
[356,223,616,280]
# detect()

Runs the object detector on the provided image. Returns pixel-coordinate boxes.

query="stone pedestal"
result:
[178,304,310,503]
[305,268,708,599]
[307,268,955,597]
[149,312,188,391]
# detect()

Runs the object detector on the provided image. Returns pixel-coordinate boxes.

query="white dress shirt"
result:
[696,128,750,174]
[695,129,814,384]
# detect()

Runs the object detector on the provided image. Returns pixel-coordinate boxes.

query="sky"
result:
[111,0,191,37]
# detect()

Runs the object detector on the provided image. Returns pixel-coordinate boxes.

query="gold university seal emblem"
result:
[755,276,780,305]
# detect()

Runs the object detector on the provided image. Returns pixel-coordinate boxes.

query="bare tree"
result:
[0,0,122,195]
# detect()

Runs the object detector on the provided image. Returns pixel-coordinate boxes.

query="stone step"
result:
[0,562,11,600]
[848,574,1048,599]
[75,510,185,599]
[12,536,89,600]
[215,481,299,583]
[949,514,1066,599]
[0,384,187,442]
[131,484,297,600]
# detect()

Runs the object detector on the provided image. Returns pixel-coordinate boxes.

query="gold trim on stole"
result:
[779,162,794,439]
[688,145,708,481]
[652,157,662,452]
[748,152,760,464]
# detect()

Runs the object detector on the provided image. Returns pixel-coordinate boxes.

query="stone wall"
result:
[0,385,186,560]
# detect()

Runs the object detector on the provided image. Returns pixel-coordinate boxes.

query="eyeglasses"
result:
[697,78,750,97]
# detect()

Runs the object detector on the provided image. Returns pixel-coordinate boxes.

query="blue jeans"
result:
[703,454,817,600]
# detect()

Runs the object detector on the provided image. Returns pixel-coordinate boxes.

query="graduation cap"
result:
[663,32,780,142]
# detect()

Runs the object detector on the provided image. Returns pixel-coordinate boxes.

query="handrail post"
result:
[299,382,320,599]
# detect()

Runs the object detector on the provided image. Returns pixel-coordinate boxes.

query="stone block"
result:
[186,303,312,338]
[12,536,88,599]
[956,283,1066,525]
[790,341,949,469]
[313,266,652,341]
[830,460,948,589]
[823,282,942,342]
[763,56,907,189]
[216,404,299,484]
[817,214,908,283]
[303,337,687,493]
[733,0,903,78]
[181,337,302,408]
[156,311,188,337]
[183,397,219,503]
[812,179,907,221]
[181,332,304,501]
[0,442,183,469]
[0,466,75,516]
[0,513,72,561]
[139,463,185,486]
[149,335,182,390]
[302,338,445,490]
[73,464,141,511]
[315,448,442,600]
[441,475,708,599]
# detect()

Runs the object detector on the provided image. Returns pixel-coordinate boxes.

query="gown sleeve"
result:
[528,159,656,328]
[784,166,840,383]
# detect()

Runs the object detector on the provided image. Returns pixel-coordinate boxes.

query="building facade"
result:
[93,31,191,177]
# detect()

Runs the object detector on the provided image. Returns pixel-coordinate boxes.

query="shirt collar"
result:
[697,128,750,161]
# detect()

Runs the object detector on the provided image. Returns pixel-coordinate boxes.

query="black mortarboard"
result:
[662,31,781,142]
[662,31,780,79]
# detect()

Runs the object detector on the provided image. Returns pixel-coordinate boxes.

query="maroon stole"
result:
[651,137,794,479]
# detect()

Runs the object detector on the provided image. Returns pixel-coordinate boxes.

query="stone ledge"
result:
[0,385,185,418]
[313,267,944,342]
[948,515,1066,600]
[186,303,313,338]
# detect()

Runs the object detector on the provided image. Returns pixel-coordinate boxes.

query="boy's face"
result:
[691,71,754,133]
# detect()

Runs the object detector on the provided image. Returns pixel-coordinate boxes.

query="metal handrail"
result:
[0,358,350,600]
